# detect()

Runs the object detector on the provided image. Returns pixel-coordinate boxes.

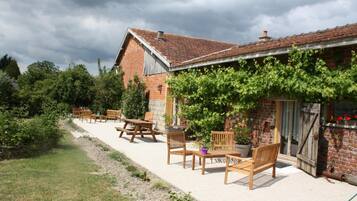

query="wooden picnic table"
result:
[117,118,158,143]
[192,150,240,175]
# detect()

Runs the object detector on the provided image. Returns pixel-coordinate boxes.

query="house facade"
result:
[114,24,357,177]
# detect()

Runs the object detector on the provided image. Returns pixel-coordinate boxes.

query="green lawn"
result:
[0,134,129,201]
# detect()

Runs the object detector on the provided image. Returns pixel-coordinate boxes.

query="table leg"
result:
[192,154,195,170]
[140,126,144,138]
[150,127,157,142]
[130,125,138,143]
[201,157,206,175]
[119,122,128,137]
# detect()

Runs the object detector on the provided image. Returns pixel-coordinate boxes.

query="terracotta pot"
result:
[235,144,251,157]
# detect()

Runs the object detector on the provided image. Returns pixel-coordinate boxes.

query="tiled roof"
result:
[173,23,357,68]
[130,28,236,66]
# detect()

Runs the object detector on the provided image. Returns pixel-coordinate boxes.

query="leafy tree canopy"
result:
[92,66,125,113]
[0,54,21,79]
[53,64,95,107]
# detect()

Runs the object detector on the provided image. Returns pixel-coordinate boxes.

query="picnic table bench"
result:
[116,118,162,142]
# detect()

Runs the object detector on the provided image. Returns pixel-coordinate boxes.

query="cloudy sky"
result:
[1,0,357,74]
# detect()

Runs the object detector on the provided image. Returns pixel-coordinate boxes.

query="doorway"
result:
[280,101,300,157]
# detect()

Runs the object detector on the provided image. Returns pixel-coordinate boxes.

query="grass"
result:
[151,180,170,191]
[108,151,150,182]
[0,133,130,201]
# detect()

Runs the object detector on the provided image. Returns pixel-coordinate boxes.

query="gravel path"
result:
[63,121,192,201]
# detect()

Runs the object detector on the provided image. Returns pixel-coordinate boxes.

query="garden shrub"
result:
[0,111,62,159]
[122,75,148,119]
[92,66,125,114]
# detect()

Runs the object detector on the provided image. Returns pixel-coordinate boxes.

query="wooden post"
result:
[274,101,282,143]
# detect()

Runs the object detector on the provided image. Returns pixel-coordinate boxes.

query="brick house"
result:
[114,24,357,177]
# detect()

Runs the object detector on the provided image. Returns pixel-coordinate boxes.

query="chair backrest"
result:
[167,130,186,150]
[81,109,92,118]
[72,107,82,116]
[144,112,154,122]
[252,143,280,169]
[211,131,235,151]
[106,109,121,117]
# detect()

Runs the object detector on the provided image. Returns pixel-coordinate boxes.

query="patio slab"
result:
[72,119,357,201]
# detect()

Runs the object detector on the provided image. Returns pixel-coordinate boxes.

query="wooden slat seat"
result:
[224,143,280,190]
[167,130,192,168]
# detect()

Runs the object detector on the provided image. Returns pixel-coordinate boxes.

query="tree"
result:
[0,71,18,108]
[17,61,59,116]
[92,66,125,113]
[0,55,20,79]
[54,64,95,107]
[122,75,148,119]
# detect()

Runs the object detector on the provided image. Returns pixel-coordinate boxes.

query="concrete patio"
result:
[71,119,357,201]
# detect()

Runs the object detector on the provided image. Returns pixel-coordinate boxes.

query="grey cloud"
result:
[0,0,356,74]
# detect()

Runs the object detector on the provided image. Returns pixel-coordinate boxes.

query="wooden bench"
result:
[106,109,121,121]
[224,143,280,190]
[116,118,162,142]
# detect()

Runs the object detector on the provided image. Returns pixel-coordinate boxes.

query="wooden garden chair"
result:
[72,107,82,118]
[211,131,235,151]
[167,130,193,168]
[224,143,280,190]
[105,109,121,121]
[81,109,94,122]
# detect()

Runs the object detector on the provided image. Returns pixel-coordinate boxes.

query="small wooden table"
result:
[192,150,240,175]
[118,119,157,143]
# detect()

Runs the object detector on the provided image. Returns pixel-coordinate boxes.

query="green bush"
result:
[168,191,194,201]
[0,111,62,158]
[92,66,124,114]
[122,75,148,119]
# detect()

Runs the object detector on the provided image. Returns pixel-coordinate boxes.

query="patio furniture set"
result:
[74,109,280,190]
[166,130,280,190]
[72,107,122,123]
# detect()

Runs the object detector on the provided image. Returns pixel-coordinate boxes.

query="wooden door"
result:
[296,103,321,176]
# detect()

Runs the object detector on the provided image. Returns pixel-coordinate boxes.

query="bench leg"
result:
[272,164,276,178]
[119,122,128,137]
[130,126,137,143]
[167,151,170,165]
[192,155,195,170]
[183,154,186,168]
[150,127,157,142]
[249,172,253,190]
[224,157,229,184]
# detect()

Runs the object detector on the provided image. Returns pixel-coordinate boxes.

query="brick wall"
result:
[144,74,168,130]
[224,100,276,147]
[318,128,357,176]
[118,37,168,130]
[118,36,144,87]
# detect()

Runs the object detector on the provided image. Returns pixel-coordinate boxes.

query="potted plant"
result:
[234,127,251,157]
[197,137,211,155]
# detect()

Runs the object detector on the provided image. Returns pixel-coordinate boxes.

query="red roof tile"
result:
[130,28,236,66]
[174,23,357,68]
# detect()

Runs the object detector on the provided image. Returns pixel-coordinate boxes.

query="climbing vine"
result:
[167,47,357,142]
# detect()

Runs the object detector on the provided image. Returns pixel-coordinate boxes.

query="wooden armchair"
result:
[80,110,94,122]
[167,130,193,168]
[106,109,121,121]
[211,131,235,151]
[72,107,82,118]
[224,143,280,190]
